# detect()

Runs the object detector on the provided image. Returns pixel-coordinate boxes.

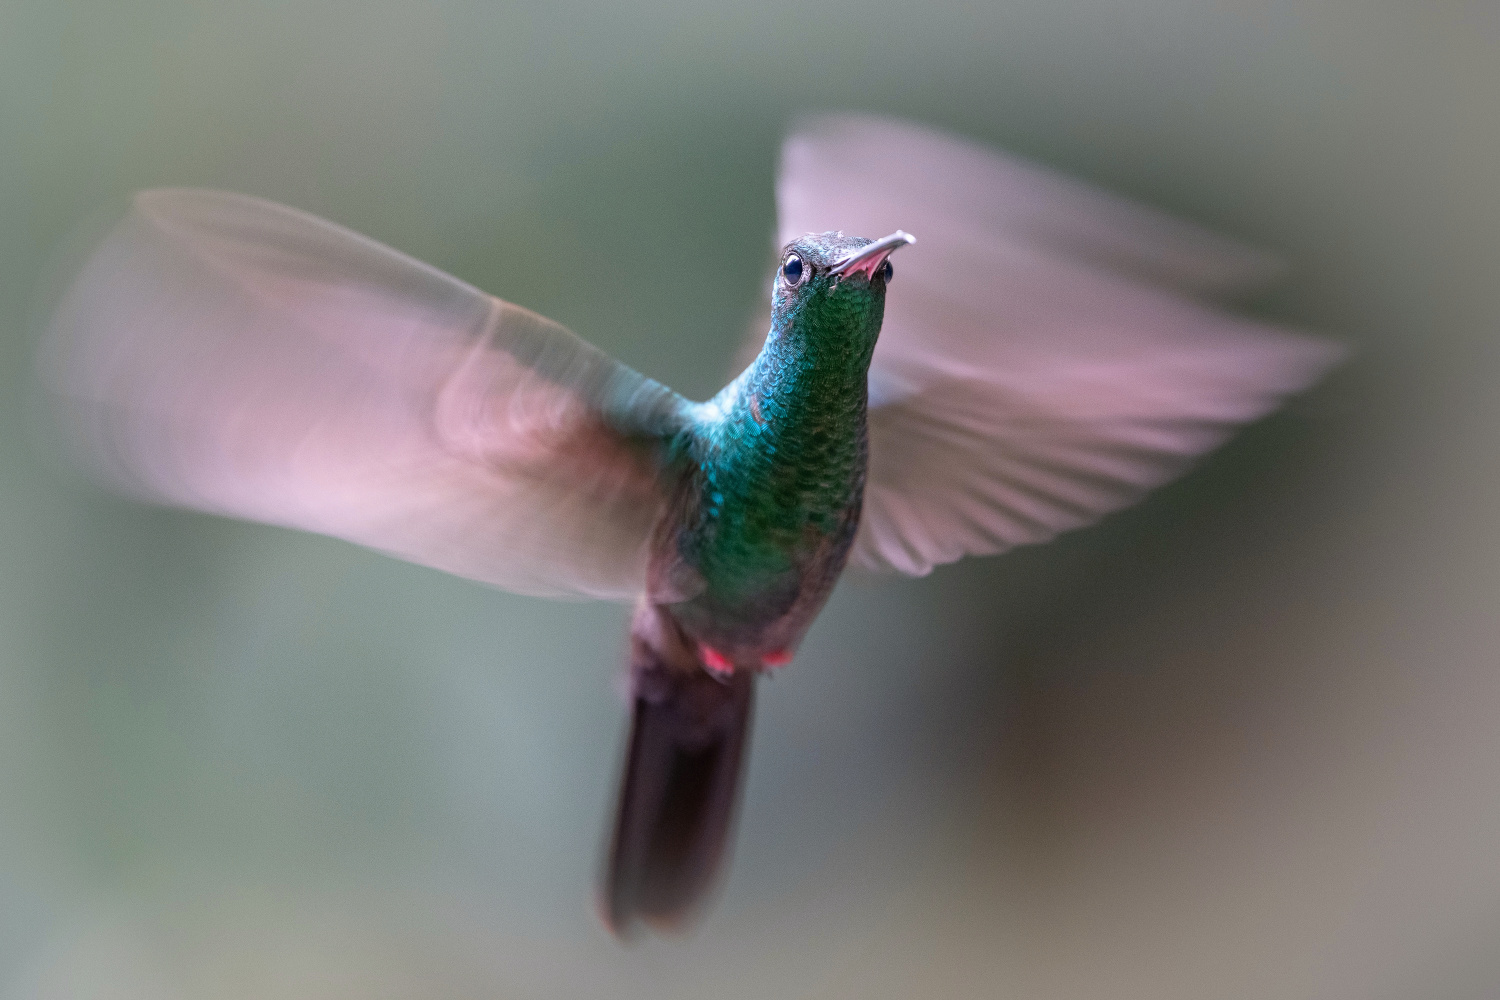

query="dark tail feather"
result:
[602,660,755,937]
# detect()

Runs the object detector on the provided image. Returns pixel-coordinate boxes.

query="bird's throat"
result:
[680,320,873,611]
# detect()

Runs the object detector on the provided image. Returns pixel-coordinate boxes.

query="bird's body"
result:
[38,114,1345,939]
[607,233,901,930]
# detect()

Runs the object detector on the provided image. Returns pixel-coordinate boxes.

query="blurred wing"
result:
[777,114,1346,576]
[42,189,692,599]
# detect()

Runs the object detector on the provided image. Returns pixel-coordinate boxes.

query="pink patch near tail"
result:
[699,644,734,677]
[761,650,793,669]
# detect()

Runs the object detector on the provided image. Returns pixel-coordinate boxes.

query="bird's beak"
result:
[829,231,916,280]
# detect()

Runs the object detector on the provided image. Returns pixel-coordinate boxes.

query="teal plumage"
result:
[671,233,883,659]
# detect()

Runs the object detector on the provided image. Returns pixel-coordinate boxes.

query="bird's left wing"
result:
[776,115,1346,577]
[41,189,691,600]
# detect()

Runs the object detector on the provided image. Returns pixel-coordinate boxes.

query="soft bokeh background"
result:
[2,2,1498,997]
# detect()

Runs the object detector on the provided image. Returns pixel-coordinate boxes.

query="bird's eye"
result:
[782,253,804,286]
[878,259,894,283]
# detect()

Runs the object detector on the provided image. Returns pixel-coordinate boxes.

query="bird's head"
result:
[768,230,914,358]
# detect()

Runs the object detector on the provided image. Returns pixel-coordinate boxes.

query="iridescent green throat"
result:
[681,244,888,603]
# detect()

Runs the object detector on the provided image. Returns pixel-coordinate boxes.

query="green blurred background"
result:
[2,2,1498,997]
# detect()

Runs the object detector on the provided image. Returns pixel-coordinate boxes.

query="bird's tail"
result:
[601,636,755,937]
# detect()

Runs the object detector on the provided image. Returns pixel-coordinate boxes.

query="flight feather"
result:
[775,115,1345,576]
[41,189,691,599]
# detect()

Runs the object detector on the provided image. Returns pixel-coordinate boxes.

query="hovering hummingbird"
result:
[40,115,1343,937]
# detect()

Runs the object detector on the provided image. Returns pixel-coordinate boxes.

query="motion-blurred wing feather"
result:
[777,115,1345,576]
[42,189,690,599]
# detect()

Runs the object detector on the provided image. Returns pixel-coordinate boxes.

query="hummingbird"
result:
[39,114,1343,937]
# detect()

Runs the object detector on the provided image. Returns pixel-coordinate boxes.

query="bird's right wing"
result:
[777,115,1346,577]
[41,189,692,600]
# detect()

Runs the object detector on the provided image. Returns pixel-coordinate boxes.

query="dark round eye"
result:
[878,259,894,283]
[782,253,804,286]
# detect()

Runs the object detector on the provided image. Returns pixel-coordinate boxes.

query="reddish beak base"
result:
[829,230,915,280]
